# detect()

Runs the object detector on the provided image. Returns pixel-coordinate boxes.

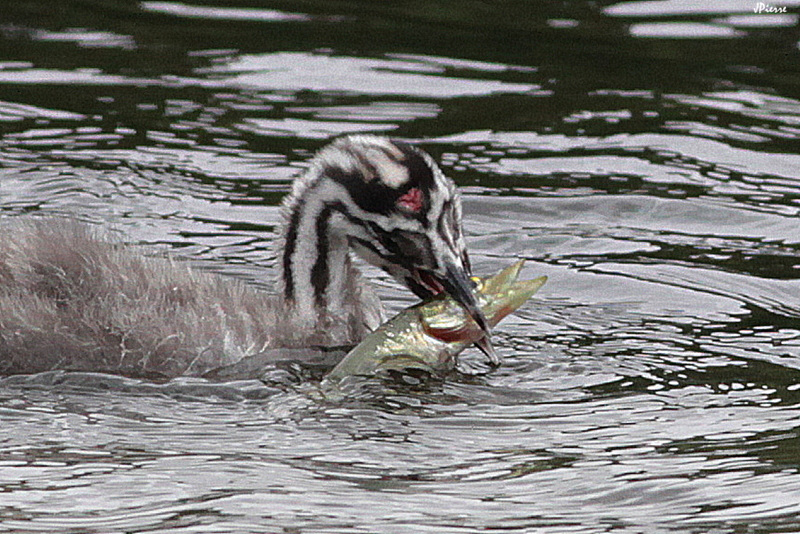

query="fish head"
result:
[420,260,546,344]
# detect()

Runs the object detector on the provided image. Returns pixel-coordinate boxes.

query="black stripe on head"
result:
[436,199,458,250]
[324,140,437,218]
[461,249,472,276]
[384,229,436,271]
[349,236,389,260]
[323,164,396,215]
[405,276,435,300]
[392,141,436,192]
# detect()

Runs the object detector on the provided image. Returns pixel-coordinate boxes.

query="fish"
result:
[323,260,546,383]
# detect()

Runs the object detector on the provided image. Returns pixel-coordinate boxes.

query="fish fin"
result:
[483,259,525,294]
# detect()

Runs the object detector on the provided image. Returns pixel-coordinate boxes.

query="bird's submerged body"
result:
[1,221,274,377]
[0,135,491,379]
[0,221,375,378]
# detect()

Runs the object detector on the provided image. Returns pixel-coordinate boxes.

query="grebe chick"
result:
[0,135,490,378]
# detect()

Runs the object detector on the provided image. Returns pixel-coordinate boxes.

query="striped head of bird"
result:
[279,135,493,350]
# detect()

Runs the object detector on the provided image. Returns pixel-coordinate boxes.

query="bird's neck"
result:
[281,195,349,315]
[278,180,381,343]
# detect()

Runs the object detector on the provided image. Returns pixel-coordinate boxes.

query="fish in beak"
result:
[325,260,546,383]
[438,262,500,365]
[411,261,499,365]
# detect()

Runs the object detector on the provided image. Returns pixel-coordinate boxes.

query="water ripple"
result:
[2,0,800,531]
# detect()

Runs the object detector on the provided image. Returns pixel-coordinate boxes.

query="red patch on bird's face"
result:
[397,187,424,212]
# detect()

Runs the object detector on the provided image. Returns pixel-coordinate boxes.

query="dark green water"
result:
[2,1,800,532]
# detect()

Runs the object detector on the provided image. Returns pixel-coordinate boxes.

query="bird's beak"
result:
[440,262,498,364]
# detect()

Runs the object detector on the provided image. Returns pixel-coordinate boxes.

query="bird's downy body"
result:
[0,135,490,379]
[0,222,278,377]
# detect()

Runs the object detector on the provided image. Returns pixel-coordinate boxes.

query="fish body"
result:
[324,260,546,381]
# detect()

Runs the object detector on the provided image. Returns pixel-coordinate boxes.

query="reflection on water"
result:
[606,0,800,37]
[200,52,540,96]
[1,0,800,532]
[140,1,314,22]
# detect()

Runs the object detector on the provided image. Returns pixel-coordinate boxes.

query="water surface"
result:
[2,1,800,532]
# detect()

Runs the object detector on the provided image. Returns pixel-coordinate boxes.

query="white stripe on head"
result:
[366,150,409,188]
